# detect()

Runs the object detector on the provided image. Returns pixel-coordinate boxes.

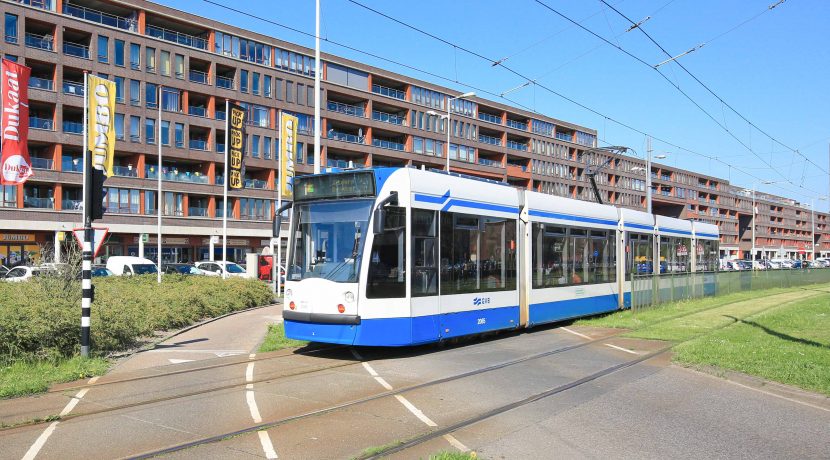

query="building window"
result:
[114,76,124,103]
[252,134,260,158]
[264,75,272,98]
[286,80,294,103]
[174,123,184,148]
[240,69,248,93]
[296,142,304,163]
[2,184,17,207]
[163,192,184,216]
[161,87,180,112]
[145,47,155,72]
[144,190,156,215]
[161,121,170,145]
[275,78,283,101]
[114,113,125,140]
[160,51,171,76]
[146,83,158,108]
[129,79,140,106]
[114,39,125,66]
[129,116,141,142]
[4,14,18,44]
[103,187,139,214]
[252,72,260,95]
[97,35,109,63]
[130,43,140,69]
[263,137,271,160]
[145,118,156,144]
[297,83,304,106]
[174,54,184,78]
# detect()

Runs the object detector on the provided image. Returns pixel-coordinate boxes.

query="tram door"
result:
[410,209,441,343]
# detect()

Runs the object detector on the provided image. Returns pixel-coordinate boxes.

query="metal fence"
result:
[631,269,830,312]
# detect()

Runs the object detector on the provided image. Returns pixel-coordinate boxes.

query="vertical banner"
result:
[227,103,246,189]
[1,58,33,185]
[280,114,298,199]
[86,75,116,177]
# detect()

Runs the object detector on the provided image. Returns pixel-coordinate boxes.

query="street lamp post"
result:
[746,180,786,266]
[811,197,828,262]
[428,91,475,172]
[637,137,667,215]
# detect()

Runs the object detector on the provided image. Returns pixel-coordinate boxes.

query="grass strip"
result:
[259,323,309,352]
[0,357,109,399]
[674,293,830,396]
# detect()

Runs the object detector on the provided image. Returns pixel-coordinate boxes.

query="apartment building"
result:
[0,0,827,267]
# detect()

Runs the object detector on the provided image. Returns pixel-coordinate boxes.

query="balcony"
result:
[479,133,502,146]
[188,106,207,118]
[372,138,404,151]
[327,131,364,144]
[506,119,527,131]
[243,179,269,189]
[327,101,365,118]
[112,165,137,177]
[188,207,208,217]
[555,132,572,142]
[327,159,364,169]
[62,80,84,96]
[145,24,208,50]
[216,76,234,90]
[63,3,137,30]
[372,83,405,100]
[372,110,406,126]
[506,140,528,152]
[29,76,54,91]
[30,157,53,170]
[29,117,54,131]
[189,139,209,151]
[478,112,501,124]
[25,33,53,51]
[216,111,227,121]
[216,143,225,154]
[63,41,90,59]
[62,199,83,211]
[477,157,502,168]
[188,69,209,85]
[145,168,209,184]
[63,121,83,134]
[24,196,54,209]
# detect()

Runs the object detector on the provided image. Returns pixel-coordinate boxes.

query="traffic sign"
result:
[141,233,149,243]
[72,227,109,258]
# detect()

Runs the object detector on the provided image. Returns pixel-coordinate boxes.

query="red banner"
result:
[1,59,33,185]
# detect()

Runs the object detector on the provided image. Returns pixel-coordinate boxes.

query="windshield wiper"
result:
[324,245,361,281]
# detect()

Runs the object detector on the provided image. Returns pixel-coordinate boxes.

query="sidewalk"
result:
[111,303,283,374]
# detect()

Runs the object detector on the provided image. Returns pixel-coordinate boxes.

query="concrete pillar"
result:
[54,231,62,264]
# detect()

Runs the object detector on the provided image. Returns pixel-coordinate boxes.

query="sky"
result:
[157,0,830,210]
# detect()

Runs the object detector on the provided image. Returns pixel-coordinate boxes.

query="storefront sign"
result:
[201,238,249,246]
[0,233,35,242]
[132,236,190,245]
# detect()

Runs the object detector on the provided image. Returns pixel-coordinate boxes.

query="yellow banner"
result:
[280,114,298,199]
[86,75,116,177]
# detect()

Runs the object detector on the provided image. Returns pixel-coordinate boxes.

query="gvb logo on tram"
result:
[473,297,491,306]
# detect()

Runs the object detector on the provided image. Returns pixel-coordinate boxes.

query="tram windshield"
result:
[288,199,373,283]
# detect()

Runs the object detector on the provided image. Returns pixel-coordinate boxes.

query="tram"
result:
[280,167,719,346]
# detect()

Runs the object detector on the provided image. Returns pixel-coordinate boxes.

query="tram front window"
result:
[288,200,373,283]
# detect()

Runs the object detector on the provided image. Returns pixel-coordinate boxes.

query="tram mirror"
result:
[372,207,386,235]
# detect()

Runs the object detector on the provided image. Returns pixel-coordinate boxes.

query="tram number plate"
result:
[297,301,310,312]
[477,317,486,325]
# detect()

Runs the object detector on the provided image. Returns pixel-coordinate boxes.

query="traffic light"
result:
[90,169,106,221]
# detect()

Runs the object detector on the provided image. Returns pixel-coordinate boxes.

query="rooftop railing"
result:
[63,3,137,31]
[145,24,208,50]
[478,112,501,124]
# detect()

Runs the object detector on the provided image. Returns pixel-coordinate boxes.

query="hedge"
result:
[0,275,274,363]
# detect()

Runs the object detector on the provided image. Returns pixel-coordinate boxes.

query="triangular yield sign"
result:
[72,227,110,259]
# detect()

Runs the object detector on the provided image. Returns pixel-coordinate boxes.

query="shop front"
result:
[0,232,50,267]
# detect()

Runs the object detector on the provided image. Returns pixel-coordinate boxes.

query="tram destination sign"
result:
[295,171,376,202]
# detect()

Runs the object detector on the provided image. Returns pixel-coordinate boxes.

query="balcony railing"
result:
[555,132,572,142]
[216,111,226,121]
[188,69,209,85]
[62,80,84,96]
[327,100,365,118]
[477,157,502,168]
[145,24,208,50]
[244,179,268,189]
[145,168,209,184]
[30,157,53,169]
[62,199,83,211]
[63,3,137,31]
[63,121,83,134]
[506,119,527,131]
[29,117,54,130]
[63,41,90,59]
[188,207,208,217]
[24,33,53,51]
[189,139,209,151]
[506,140,528,151]
[24,196,54,209]
[5,33,18,44]
[372,83,405,100]
[188,106,207,117]
[327,159,364,169]
[372,110,406,126]
[112,165,137,177]
[327,131,364,144]
[215,175,224,186]
[372,138,404,151]
[478,112,501,124]
[216,75,234,90]
[29,76,54,91]
[62,159,82,172]
[478,133,502,146]
[507,163,528,172]
[216,143,225,153]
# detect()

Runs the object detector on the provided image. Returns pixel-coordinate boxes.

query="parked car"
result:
[791,259,803,269]
[752,260,768,270]
[91,266,115,277]
[162,264,206,275]
[195,261,248,278]
[106,256,159,276]
[3,266,51,282]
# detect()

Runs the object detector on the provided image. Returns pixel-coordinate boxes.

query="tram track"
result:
[125,288,825,459]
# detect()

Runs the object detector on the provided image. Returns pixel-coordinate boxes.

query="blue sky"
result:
[159,0,830,209]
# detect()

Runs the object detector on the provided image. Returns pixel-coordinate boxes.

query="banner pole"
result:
[157,85,163,283]
[222,99,229,279]
[80,71,91,358]
[275,111,282,296]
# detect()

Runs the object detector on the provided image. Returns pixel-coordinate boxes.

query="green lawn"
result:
[258,323,309,352]
[0,357,109,399]
[674,294,830,396]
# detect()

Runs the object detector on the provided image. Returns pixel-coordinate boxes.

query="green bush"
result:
[0,275,274,364]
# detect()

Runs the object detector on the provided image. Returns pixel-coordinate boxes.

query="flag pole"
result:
[80,71,90,358]
[222,99,229,279]
[157,85,163,283]
[275,110,282,295]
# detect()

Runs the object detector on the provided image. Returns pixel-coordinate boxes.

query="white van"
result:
[106,256,159,276]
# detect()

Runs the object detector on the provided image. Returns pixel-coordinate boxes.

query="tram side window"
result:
[697,239,718,272]
[659,236,691,273]
[440,212,517,294]
[412,209,438,297]
[588,230,615,284]
[366,206,406,298]
[532,224,567,288]
[531,225,616,287]
[629,233,654,275]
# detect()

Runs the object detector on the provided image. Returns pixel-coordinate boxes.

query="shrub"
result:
[0,275,274,364]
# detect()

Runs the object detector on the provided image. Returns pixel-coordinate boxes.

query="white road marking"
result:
[23,376,98,459]
[246,362,255,382]
[249,353,256,359]
[246,383,254,390]
[394,395,437,427]
[246,390,262,423]
[21,422,58,460]
[605,343,640,355]
[258,431,279,459]
[362,362,379,377]
[560,327,592,340]
[443,434,470,452]
[374,376,393,390]
[168,358,195,364]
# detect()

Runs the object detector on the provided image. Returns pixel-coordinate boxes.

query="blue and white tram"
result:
[281,167,719,346]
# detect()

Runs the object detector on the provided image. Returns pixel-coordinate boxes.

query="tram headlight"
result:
[344,291,355,303]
